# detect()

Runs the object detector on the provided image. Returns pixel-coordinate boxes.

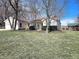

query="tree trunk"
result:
[13,1,18,30]
[14,11,18,30]
[8,17,13,29]
[46,18,50,34]
[46,9,50,34]
[57,19,61,31]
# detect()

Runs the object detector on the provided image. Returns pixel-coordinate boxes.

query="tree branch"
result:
[8,0,16,11]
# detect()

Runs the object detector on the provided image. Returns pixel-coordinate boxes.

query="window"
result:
[20,23,22,27]
[0,22,5,29]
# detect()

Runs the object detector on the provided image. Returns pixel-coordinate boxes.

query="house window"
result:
[20,23,22,27]
[0,22,5,29]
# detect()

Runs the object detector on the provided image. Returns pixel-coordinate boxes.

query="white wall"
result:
[43,20,47,26]
[42,19,57,26]
[4,17,19,30]
[50,20,57,26]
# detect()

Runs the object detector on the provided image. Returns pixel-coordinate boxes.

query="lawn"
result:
[0,31,79,59]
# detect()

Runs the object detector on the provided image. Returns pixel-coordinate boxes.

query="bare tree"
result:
[0,0,23,30]
[25,0,40,21]
[41,0,68,33]
[0,0,16,29]
[0,0,68,31]
[22,0,68,33]
[8,0,20,30]
[42,0,52,33]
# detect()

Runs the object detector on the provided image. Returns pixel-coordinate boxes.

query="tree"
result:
[25,0,40,21]
[42,0,52,33]
[0,0,24,30]
[8,0,20,30]
[0,0,68,31]
[41,0,68,33]
[0,0,16,30]
[0,0,7,21]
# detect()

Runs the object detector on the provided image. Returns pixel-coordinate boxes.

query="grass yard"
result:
[0,31,79,59]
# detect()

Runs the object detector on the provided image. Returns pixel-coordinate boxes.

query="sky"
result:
[61,0,79,26]
[22,0,79,26]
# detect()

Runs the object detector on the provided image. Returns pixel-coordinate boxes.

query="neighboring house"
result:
[42,16,60,31]
[30,16,61,31]
[29,19,42,31]
[68,23,79,31]
[19,20,29,30]
[1,16,61,31]
[29,20,36,30]
[42,18,58,31]
[4,17,29,30]
[33,19,42,31]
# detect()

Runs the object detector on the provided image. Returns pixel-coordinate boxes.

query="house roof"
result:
[4,17,29,23]
[68,23,79,26]
[33,19,43,23]
[30,18,43,23]
[31,16,58,23]
[51,16,58,21]
[19,20,29,23]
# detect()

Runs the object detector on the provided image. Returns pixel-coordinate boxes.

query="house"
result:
[29,20,36,30]
[29,19,42,31]
[42,16,61,31]
[42,18,58,31]
[68,23,79,31]
[29,16,61,31]
[2,16,61,31]
[0,19,5,29]
[4,17,29,30]
[19,20,29,30]
[33,19,43,31]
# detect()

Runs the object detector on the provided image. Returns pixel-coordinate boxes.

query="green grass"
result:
[0,31,79,59]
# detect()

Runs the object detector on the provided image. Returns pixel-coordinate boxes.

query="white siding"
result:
[42,19,57,26]
[43,20,47,26]
[4,17,19,30]
[50,20,57,26]
[5,18,11,30]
